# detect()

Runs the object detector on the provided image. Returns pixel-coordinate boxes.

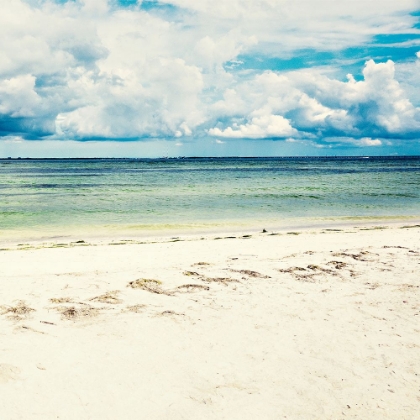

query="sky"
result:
[1,0,420,157]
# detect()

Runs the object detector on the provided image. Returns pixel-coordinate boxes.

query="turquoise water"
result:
[1,157,419,238]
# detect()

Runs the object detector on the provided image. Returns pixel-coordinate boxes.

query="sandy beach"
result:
[1,223,419,419]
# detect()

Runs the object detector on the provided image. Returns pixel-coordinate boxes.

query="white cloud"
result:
[160,0,419,54]
[208,58,420,141]
[0,75,41,117]
[324,136,383,147]
[55,57,205,138]
[209,114,297,138]
[396,51,420,107]
[360,137,382,146]
[0,0,419,148]
[193,31,257,70]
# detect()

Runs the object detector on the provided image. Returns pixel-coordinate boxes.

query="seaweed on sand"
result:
[332,251,372,261]
[176,284,210,293]
[231,269,271,278]
[89,290,122,304]
[326,261,348,270]
[183,271,200,276]
[0,301,35,320]
[278,266,306,273]
[201,276,237,285]
[124,304,146,313]
[159,310,185,317]
[49,297,73,304]
[128,279,171,295]
[55,305,99,320]
[278,264,337,282]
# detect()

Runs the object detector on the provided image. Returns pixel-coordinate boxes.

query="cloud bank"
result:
[0,0,420,152]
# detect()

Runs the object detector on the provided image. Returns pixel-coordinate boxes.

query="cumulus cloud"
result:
[0,0,419,149]
[208,58,420,142]
[0,75,41,117]
[209,115,297,138]
[55,57,205,139]
[0,0,202,139]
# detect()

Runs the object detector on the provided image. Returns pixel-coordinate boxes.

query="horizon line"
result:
[1,155,420,160]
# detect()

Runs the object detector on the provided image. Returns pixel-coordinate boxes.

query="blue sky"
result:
[1,0,420,157]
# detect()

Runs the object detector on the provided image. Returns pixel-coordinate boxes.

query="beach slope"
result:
[1,225,419,419]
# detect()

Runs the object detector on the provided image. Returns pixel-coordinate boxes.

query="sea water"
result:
[0,157,419,239]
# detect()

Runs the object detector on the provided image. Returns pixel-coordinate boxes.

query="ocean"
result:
[1,156,419,240]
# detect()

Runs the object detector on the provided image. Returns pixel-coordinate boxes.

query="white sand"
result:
[0,224,419,419]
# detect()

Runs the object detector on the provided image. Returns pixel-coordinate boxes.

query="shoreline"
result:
[1,216,420,247]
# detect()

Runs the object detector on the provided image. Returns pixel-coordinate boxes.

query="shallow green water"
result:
[1,157,419,238]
